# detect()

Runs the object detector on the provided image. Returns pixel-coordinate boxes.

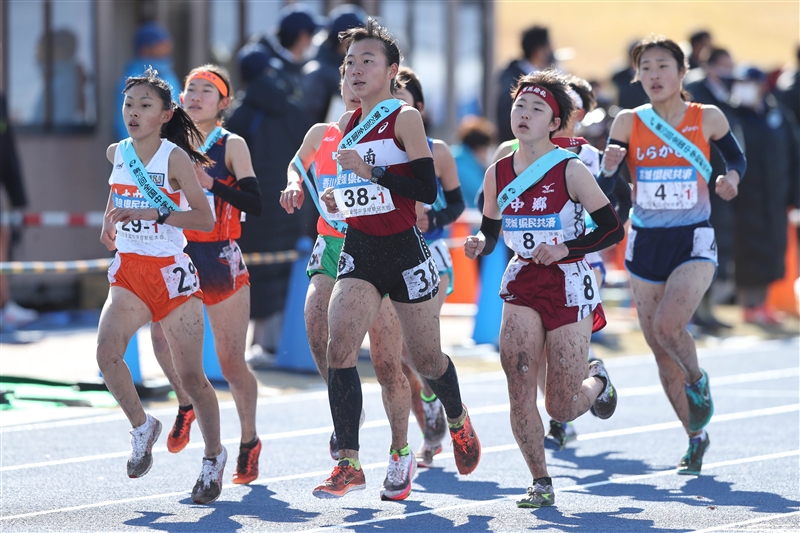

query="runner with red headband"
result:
[149,64,264,485]
[465,69,624,508]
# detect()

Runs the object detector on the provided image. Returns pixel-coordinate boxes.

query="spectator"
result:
[611,41,649,110]
[731,67,800,325]
[688,30,713,70]
[776,45,800,126]
[302,4,367,124]
[451,116,496,209]
[115,22,180,141]
[226,38,314,361]
[686,48,741,330]
[0,94,38,331]
[495,25,552,141]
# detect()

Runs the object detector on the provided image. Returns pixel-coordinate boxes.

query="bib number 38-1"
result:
[161,255,200,299]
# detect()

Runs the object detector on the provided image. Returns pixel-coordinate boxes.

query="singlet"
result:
[315,123,346,238]
[422,137,447,242]
[184,132,243,242]
[342,105,416,236]
[108,139,188,257]
[627,102,711,228]
[495,153,586,261]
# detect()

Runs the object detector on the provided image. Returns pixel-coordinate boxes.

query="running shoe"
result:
[312,459,366,498]
[685,369,714,432]
[422,397,447,446]
[543,420,577,451]
[743,305,783,326]
[0,300,38,331]
[588,359,617,419]
[329,408,365,461]
[517,479,555,508]
[415,441,443,468]
[380,449,417,501]
[677,432,710,475]
[449,405,481,475]
[127,414,162,478]
[232,438,261,485]
[192,446,227,504]
[166,405,195,453]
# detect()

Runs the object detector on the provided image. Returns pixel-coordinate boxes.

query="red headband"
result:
[516,84,560,118]
[184,71,228,97]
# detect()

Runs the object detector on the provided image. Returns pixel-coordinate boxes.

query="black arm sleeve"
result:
[427,187,466,230]
[375,157,437,204]
[596,139,629,195]
[563,203,623,259]
[612,175,632,225]
[209,177,263,216]
[710,130,747,181]
[478,216,502,256]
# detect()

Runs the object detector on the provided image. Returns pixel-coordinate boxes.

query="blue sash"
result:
[119,139,181,211]
[635,105,712,183]
[497,148,578,212]
[294,154,347,233]
[199,126,228,154]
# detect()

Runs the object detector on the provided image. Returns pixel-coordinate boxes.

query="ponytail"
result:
[162,107,211,166]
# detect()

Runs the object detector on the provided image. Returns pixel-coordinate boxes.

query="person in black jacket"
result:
[226,39,314,360]
[0,93,38,330]
[495,26,552,142]
[731,67,800,326]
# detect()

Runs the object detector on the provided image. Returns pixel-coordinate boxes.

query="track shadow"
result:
[413,467,520,500]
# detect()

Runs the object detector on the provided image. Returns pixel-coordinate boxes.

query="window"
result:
[5,0,97,132]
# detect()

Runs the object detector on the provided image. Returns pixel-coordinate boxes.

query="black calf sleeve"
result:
[424,356,464,420]
[328,367,363,451]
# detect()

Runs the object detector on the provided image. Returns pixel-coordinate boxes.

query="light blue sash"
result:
[119,139,181,211]
[199,126,228,154]
[635,105,712,182]
[497,148,579,212]
[294,154,347,233]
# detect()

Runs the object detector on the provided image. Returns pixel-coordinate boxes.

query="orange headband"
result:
[185,71,228,97]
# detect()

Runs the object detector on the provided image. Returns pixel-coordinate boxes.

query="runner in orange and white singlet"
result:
[602,36,745,477]
[148,65,264,486]
[97,67,225,505]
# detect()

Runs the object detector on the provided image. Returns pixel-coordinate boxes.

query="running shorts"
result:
[500,255,606,333]
[108,252,203,322]
[337,225,439,304]
[307,234,345,280]
[185,239,249,306]
[625,221,717,283]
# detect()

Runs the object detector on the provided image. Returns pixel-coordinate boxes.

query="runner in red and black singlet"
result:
[465,69,624,508]
[148,65,264,486]
[311,19,481,500]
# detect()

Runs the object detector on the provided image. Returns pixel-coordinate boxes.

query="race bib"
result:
[499,256,524,297]
[160,255,200,299]
[636,167,697,210]
[333,171,394,218]
[307,236,327,271]
[337,251,355,277]
[502,214,564,258]
[559,259,601,319]
[402,257,439,300]
[428,238,453,272]
[691,226,717,262]
[221,241,247,281]
[625,228,638,262]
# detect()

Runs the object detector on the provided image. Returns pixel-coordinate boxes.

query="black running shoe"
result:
[588,359,617,419]
[543,420,576,451]
[677,432,710,475]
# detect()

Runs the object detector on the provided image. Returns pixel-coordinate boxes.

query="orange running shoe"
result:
[166,406,195,453]
[312,459,366,498]
[232,438,262,484]
[449,405,481,475]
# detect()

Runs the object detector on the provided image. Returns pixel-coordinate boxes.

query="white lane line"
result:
[690,510,800,533]
[298,450,800,532]
[2,396,796,474]
[618,366,800,397]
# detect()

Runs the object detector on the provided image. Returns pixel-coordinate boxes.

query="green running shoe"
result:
[677,432,710,475]
[517,479,555,508]
[685,369,714,432]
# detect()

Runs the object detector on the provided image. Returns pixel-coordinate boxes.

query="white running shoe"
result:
[380,450,417,501]
[127,414,162,478]
[415,441,443,468]
[192,446,227,504]
[422,397,447,446]
[0,300,38,331]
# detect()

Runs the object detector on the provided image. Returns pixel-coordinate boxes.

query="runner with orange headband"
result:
[465,69,623,508]
[149,64,264,485]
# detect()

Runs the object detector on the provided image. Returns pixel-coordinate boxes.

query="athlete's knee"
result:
[411,351,446,380]
[653,315,684,349]
[544,395,577,423]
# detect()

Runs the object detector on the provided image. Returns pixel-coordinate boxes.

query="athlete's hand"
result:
[107,207,157,225]
[464,235,485,259]
[602,144,627,175]
[321,187,338,214]
[715,170,739,201]
[531,242,568,266]
[100,219,117,251]
[337,149,371,179]
[194,164,214,189]
[416,206,431,233]
[280,182,305,214]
